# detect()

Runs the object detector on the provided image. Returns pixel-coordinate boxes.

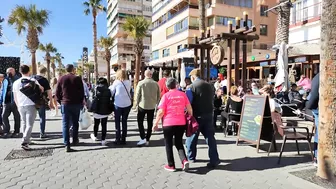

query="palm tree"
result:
[198,0,206,32]
[83,0,106,83]
[317,0,336,179]
[99,36,114,85]
[55,52,64,70]
[39,42,57,81]
[8,4,50,74]
[275,1,291,44]
[50,56,56,78]
[122,16,150,91]
[0,16,4,45]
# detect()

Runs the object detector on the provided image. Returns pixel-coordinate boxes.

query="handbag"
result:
[121,81,133,107]
[185,114,199,137]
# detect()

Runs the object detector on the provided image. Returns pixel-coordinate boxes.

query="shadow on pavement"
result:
[187,155,312,175]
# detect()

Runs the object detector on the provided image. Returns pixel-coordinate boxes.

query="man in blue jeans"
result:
[56,64,84,152]
[306,73,319,165]
[33,66,54,138]
[186,69,220,168]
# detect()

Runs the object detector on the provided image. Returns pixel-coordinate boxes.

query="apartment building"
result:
[107,0,152,68]
[149,0,278,66]
[289,0,321,55]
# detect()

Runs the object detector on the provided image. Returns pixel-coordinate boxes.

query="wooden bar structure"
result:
[187,12,259,92]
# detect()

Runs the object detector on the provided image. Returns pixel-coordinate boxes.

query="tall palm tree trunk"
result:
[198,0,205,79]
[93,16,99,84]
[31,52,37,74]
[134,53,140,89]
[317,0,336,180]
[46,59,51,81]
[52,65,56,78]
[275,1,290,45]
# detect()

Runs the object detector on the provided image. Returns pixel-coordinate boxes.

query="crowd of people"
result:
[0,63,319,170]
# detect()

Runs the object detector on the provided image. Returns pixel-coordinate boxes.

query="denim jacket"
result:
[0,75,20,104]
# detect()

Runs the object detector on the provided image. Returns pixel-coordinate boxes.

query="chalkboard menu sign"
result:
[237,95,271,152]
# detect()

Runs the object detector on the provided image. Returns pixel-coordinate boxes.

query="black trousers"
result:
[137,107,155,141]
[292,100,305,110]
[213,109,221,127]
[2,103,20,133]
[163,126,187,167]
[93,117,107,140]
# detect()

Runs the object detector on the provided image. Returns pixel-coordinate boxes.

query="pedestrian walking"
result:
[0,67,21,138]
[136,70,160,146]
[185,69,220,168]
[90,78,113,146]
[0,74,4,134]
[56,64,85,152]
[158,70,170,98]
[153,78,193,172]
[51,78,59,116]
[13,65,43,150]
[109,70,132,145]
[34,66,55,138]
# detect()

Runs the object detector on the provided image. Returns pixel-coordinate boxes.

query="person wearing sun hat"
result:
[185,68,220,169]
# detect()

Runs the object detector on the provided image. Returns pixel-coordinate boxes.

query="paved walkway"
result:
[0,111,324,189]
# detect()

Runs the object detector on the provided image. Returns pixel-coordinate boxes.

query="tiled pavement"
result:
[0,111,324,189]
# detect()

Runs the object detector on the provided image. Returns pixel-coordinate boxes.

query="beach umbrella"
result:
[274,42,290,92]
[179,63,186,88]
[159,67,163,80]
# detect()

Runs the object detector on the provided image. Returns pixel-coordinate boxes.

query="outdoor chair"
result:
[267,112,315,164]
[224,112,241,137]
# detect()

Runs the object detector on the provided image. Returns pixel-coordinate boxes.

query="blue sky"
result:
[0,0,108,65]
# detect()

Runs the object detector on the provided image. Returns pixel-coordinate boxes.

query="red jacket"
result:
[158,77,169,98]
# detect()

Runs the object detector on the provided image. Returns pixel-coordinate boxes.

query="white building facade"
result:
[107,0,152,68]
[288,0,321,55]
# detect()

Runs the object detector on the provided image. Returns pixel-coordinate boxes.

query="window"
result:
[222,0,252,8]
[208,17,214,26]
[163,48,170,57]
[259,43,268,50]
[166,25,174,36]
[260,24,268,36]
[152,50,159,60]
[177,45,186,53]
[215,16,252,27]
[189,17,199,27]
[144,45,150,50]
[260,5,268,17]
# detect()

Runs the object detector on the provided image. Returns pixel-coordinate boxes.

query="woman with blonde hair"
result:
[109,70,132,145]
[221,86,243,135]
[51,77,59,116]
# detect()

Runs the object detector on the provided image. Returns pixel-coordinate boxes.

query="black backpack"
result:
[19,78,43,108]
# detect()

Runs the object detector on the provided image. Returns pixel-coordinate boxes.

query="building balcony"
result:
[167,26,199,39]
[152,3,198,31]
[290,1,321,28]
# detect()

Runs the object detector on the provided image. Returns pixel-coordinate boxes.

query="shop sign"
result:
[210,45,225,65]
[260,62,268,67]
[270,61,276,65]
[294,57,307,63]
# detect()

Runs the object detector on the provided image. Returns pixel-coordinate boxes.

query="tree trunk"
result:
[93,16,99,84]
[46,54,51,82]
[317,0,336,180]
[198,0,206,32]
[275,1,291,44]
[52,64,56,78]
[31,52,37,75]
[107,59,110,85]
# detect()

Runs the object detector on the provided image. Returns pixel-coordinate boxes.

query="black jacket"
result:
[190,79,214,116]
[306,73,319,110]
[93,84,113,115]
[288,90,302,103]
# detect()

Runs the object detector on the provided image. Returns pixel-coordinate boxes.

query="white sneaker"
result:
[90,133,98,141]
[137,139,147,146]
[292,110,301,115]
[101,140,107,146]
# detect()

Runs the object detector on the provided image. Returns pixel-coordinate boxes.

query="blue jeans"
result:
[312,109,318,158]
[38,105,46,135]
[61,104,81,146]
[185,113,220,165]
[114,105,131,141]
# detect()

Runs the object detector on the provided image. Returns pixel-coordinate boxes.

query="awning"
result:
[149,50,194,66]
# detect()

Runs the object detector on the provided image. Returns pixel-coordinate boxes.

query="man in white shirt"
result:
[13,65,43,150]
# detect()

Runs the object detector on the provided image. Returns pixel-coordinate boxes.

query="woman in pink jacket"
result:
[153,78,193,172]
